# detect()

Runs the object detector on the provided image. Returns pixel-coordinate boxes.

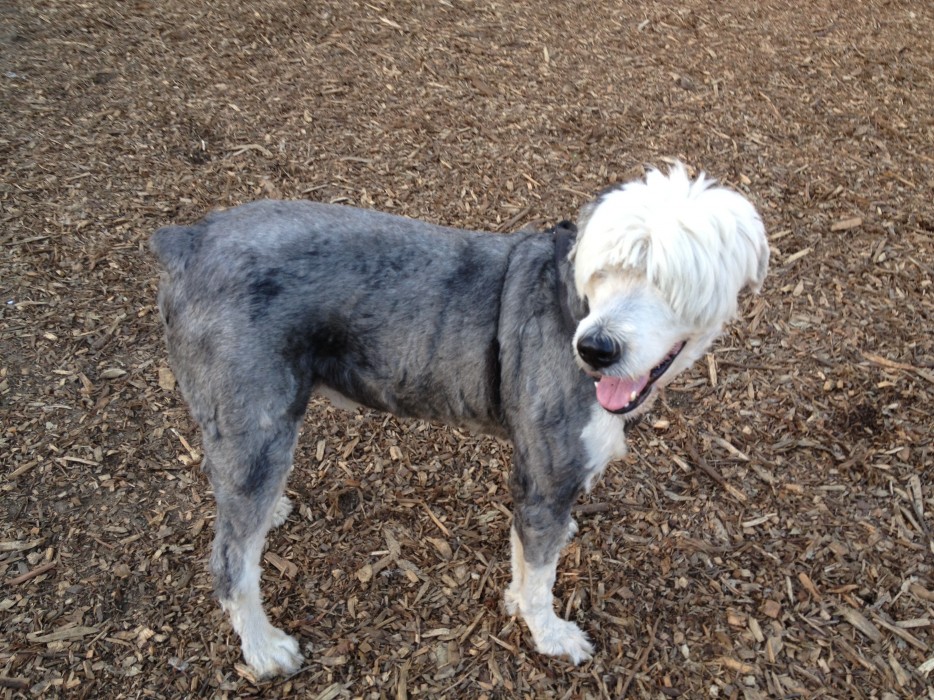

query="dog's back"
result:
[151,200,532,431]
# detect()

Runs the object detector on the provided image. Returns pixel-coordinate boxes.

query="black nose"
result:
[576,332,621,369]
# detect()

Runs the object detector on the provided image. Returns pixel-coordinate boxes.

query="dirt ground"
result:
[2,0,933,697]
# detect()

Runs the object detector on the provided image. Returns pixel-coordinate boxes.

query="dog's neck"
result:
[551,221,588,333]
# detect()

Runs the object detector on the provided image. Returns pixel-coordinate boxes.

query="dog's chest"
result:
[578,407,628,491]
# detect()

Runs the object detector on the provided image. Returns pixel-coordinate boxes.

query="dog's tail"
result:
[150,223,203,275]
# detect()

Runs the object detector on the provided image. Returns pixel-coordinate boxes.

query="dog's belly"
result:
[310,352,508,438]
[316,383,508,438]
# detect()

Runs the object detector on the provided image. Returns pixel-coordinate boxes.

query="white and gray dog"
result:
[152,164,768,677]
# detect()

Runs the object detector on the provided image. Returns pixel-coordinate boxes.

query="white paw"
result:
[531,616,594,665]
[504,584,520,616]
[242,625,303,678]
[270,496,293,529]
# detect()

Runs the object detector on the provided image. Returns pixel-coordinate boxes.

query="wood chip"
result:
[748,617,765,644]
[427,537,452,560]
[742,513,776,528]
[313,683,347,700]
[870,612,929,651]
[798,572,821,600]
[766,635,783,662]
[909,582,934,603]
[157,367,176,392]
[861,351,934,384]
[0,539,44,553]
[918,656,934,677]
[8,561,56,585]
[686,441,747,502]
[706,352,717,387]
[888,652,911,687]
[716,656,756,674]
[784,246,813,265]
[830,216,863,231]
[27,626,99,643]
[761,600,782,619]
[838,606,882,642]
[264,552,298,579]
[355,563,374,584]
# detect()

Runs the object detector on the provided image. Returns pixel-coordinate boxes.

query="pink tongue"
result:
[596,375,650,412]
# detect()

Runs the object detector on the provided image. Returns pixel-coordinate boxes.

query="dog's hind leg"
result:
[204,414,305,678]
[504,465,595,664]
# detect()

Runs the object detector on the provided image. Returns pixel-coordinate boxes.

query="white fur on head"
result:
[573,163,769,329]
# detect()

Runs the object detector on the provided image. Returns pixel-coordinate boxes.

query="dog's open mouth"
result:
[594,341,685,414]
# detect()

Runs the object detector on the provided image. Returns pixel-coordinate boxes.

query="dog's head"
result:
[570,163,769,417]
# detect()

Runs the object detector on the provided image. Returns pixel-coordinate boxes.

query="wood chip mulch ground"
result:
[1,1,932,698]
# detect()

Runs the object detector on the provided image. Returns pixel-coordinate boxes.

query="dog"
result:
[152,164,768,677]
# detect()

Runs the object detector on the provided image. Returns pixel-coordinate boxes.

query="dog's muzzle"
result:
[580,340,687,415]
[576,331,621,370]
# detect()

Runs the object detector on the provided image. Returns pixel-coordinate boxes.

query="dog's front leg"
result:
[504,476,594,664]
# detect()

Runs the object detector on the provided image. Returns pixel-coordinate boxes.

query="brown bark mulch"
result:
[1,1,932,697]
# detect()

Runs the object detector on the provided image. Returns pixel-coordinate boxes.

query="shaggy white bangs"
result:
[573,164,769,328]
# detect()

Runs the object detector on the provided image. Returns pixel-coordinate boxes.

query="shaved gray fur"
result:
[153,202,594,648]
[152,174,765,674]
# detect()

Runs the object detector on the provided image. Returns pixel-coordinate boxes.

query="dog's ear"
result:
[746,217,770,295]
[551,221,589,326]
[552,220,577,262]
[719,188,769,296]
[572,199,600,261]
